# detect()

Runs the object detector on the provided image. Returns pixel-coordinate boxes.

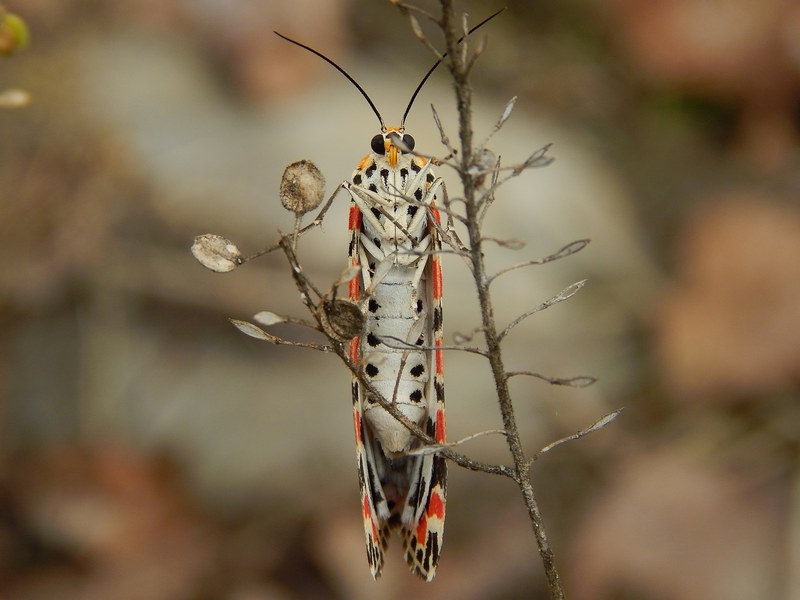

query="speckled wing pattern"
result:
[346,129,447,581]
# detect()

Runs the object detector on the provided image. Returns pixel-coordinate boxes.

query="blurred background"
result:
[1,0,799,598]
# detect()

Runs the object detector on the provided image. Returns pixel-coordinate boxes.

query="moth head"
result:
[371,128,415,166]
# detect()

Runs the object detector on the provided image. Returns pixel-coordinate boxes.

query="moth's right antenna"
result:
[400,8,506,128]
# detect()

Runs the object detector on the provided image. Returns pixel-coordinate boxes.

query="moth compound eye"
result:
[371,134,386,154]
[402,134,415,151]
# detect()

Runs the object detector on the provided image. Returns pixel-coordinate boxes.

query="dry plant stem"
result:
[439,1,565,597]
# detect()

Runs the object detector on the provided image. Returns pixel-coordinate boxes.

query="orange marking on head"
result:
[435,408,446,443]
[428,490,445,520]
[386,142,398,167]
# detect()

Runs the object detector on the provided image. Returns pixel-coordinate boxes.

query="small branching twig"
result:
[506,371,598,388]
[486,239,591,285]
[498,280,588,343]
[533,409,623,461]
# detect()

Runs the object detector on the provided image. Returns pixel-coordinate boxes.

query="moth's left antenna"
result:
[274,32,386,130]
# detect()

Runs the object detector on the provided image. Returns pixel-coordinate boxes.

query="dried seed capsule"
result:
[280,160,325,214]
[323,299,364,341]
[191,234,242,272]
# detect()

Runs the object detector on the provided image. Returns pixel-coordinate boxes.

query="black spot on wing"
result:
[410,364,424,377]
[434,380,445,402]
[368,299,380,313]
[426,416,436,436]
[409,389,423,402]
[373,238,382,249]
[431,453,447,486]
[416,299,423,314]
[365,363,379,377]
[414,188,423,201]
[433,306,443,332]
[408,205,418,218]
[353,173,363,185]
[370,207,382,220]
[425,531,439,572]
[367,333,380,347]
[410,161,421,173]
[368,183,378,193]
[405,484,422,518]
[365,162,377,178]
[426,172,435,184]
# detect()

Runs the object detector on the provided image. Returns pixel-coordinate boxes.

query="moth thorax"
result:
[365,403,425,456]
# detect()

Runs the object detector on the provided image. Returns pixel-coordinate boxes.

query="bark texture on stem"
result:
[438,1,565,597]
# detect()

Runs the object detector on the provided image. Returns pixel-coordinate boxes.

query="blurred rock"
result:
[569,448,782,600]
[602,0,800,169]
[655,194,800,400]
[2,445,216,600]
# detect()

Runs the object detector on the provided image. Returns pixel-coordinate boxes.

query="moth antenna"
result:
[274,32,386,130]
[400,8,506,129]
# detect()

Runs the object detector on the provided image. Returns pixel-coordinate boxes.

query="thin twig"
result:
[407,428,506,456]
[533,409,623,460]
[243,185,340,262]
[498,280,587,343]
[506,371,598,388]
[229,319,332,352]
[486,239,591,286]
[380,335,488,357]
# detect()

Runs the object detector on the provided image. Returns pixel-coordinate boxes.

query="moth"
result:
[275,11,500,580]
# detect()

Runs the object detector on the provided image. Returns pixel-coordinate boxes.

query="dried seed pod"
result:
[322,299,364,341]
[280,160,325,214]
[191,234,242,272]
[254,311,288,326]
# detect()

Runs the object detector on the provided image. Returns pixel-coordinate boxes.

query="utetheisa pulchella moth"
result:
[275,10,501,580]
